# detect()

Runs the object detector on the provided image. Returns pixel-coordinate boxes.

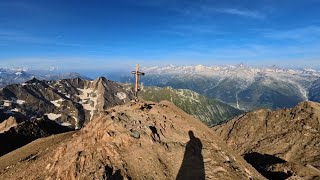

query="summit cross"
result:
[131,64,145,97]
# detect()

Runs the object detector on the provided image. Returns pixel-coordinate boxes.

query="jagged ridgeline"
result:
[0,77,135,129]
[140,86,243,125]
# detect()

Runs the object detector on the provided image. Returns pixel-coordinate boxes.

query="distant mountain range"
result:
[0,67,89,88]
[139,86,243,125]
[113,65,320,111]
[4,65,320,112]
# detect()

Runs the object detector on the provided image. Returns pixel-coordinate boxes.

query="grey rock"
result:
[130,130,140,139]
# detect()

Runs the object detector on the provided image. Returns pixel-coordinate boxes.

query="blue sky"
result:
[0,0,320,71]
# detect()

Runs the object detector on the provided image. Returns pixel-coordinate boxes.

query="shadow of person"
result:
[176,131,205,180]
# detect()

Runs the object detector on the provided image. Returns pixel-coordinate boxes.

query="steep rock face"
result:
[0,101,264,180]
[140,86,243,125]
[0,77,134,129]
[214,101,320,179]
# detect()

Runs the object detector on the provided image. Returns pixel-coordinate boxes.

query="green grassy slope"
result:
[140,86,243,125]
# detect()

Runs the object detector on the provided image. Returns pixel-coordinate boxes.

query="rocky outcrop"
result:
[0,77,134,129]
[214,101,320,179]
[0,101,264,180]
[0,117,19,133]
[0,116,71,156]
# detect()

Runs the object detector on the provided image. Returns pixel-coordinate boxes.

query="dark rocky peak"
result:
[68,77,88,88]
[92,77,109,90]
[25,77,44,84]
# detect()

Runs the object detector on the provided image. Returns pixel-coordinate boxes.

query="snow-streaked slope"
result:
[0,77,135,129]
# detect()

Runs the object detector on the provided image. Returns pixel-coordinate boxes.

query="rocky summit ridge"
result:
[0,101,264,180]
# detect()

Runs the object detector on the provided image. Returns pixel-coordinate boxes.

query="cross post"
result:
[131,64,145,97]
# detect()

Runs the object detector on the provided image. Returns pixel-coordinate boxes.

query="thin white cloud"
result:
[214,8,266,19]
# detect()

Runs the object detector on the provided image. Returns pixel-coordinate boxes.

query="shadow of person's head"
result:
[188,130,194,139]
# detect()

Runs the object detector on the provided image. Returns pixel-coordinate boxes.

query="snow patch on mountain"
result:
[116,92,127,100]
[16,99,25,105]
[77,87,98,120]
[2,100,11,107]
[73,116,79,129]
[60,122,72,126]
[11,108,19,112]
[78,88,97,110]
[15,72,22,76]
[46,113,61,120]
[50,99,63,107]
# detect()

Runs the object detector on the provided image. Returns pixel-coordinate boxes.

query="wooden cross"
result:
[131,64,145,97]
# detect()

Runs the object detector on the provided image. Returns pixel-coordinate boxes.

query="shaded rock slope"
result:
[309,78,320,103]
[0,77,134,129]
[0,116,71,156]
[0,101,264,180]
[214,101,320,179]
[140,86,243,125]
